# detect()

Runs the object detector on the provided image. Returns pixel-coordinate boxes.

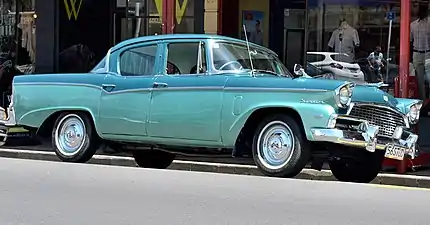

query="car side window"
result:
[307,54,325,63]
[119,44,158,76]
[165,42,207,75]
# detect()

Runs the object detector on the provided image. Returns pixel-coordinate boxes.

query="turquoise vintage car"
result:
[0,34,422,183]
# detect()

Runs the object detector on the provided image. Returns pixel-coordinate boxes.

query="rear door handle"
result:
[102,84,116,92]
[153,82,168,88]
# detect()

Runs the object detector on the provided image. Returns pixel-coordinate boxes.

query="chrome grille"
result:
[348,104,407,137]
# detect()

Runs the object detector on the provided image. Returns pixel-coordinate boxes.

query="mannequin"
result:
[18,12,36,64]
[328,19,360,62]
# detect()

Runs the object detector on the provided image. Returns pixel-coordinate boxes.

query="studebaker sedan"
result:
[0,34,422,183]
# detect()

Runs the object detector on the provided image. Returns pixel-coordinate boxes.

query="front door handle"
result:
[102,84,116,92]
[153,82,168,88]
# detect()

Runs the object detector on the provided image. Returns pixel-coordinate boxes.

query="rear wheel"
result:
[133,150,175,169]
[252,114,310,178]
[329,149,384,183]
[52,112,100,163]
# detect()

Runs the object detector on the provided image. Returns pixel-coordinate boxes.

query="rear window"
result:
[306,54,325,63]
[91,56,106,73]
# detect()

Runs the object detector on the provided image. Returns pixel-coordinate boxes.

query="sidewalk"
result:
[1,147,430,188]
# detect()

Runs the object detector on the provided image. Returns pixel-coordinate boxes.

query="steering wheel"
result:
[218,61,243,71]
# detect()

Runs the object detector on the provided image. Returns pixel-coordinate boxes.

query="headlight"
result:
[407,102,422,124]
[335,83,354,108]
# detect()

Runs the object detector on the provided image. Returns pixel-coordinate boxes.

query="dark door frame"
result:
[269,0,309,69]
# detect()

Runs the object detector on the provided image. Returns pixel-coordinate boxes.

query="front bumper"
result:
[311,115,419,159]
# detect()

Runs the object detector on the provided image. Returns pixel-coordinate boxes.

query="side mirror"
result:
[293,64,303,76]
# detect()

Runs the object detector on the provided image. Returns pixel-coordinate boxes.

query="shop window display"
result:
[307,2,401,87]
[0,0,35,108]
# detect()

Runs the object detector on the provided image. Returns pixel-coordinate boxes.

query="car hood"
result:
[351,85,402,111]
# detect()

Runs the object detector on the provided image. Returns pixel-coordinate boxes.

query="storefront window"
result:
[174,0,195,33]
[119,0,162,41]
[307,1,401,87]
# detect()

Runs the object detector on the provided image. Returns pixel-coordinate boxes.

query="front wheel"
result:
[329,150,384,183]
[133,150,175,169]
[252,114,310,178]
[52,112,100,163]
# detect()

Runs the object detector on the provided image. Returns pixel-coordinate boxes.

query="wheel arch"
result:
[237,107,305,145]
[225,103,336,147]
[36,108,100,139]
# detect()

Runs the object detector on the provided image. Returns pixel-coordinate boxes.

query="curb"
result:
[1,148,430,188]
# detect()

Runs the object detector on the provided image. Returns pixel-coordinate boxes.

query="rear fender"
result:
[17,107,102,136]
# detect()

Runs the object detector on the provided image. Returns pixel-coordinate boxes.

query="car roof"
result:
[110,34,278,56]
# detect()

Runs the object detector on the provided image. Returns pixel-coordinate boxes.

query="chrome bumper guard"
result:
[311,115,419,159]
[0,106,17,143]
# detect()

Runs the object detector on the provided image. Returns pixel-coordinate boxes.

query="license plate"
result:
[384,144,407,160]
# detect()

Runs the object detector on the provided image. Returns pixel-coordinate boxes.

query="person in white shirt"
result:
[367,46,384,82]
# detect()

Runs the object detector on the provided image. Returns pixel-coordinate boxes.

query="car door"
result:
[147,40,226,142]
[98,42,162,136]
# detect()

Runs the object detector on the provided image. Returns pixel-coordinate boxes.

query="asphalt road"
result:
[0,158,430,225]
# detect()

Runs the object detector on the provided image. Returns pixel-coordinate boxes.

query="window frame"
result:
[160,39,209,76]
[115,41,163,77]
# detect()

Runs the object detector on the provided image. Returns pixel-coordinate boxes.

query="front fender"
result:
[222,102,336,146]
[395,98,422,114]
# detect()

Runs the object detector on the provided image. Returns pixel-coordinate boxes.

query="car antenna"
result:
[242,25,255,77]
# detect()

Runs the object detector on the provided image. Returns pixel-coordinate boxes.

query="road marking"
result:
[369,184,430,191]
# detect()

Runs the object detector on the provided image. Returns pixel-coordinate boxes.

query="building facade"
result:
[35,0,206,73]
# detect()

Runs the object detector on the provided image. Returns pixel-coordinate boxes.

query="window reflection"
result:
[174,0,195,33]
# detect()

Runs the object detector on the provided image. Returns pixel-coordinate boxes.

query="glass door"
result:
[283,8,306,70]
[113,0,162,45]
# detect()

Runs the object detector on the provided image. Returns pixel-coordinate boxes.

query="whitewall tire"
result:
[252,114,310,178]
[52,112,100,163]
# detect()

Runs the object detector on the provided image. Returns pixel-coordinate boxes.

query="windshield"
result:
[211,41,292,77]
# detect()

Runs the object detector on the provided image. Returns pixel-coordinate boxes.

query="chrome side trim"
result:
[224,87,328,93]
[14,82,329,94]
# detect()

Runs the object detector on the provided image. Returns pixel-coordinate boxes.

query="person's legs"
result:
[374,64,382,81]
[413,52,426,100]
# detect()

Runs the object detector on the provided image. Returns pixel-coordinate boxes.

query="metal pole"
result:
[125,0,129,39]
[386,19,392,82]
[397,0,411,174]
[14,0,20,66]
[303,0,309,70]
[399,0,410,99]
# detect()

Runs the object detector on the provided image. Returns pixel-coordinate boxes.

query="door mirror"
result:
[293,64,303,76]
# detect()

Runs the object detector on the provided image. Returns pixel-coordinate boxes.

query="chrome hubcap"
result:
[257,121,295,170]
[55,115,86,156]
